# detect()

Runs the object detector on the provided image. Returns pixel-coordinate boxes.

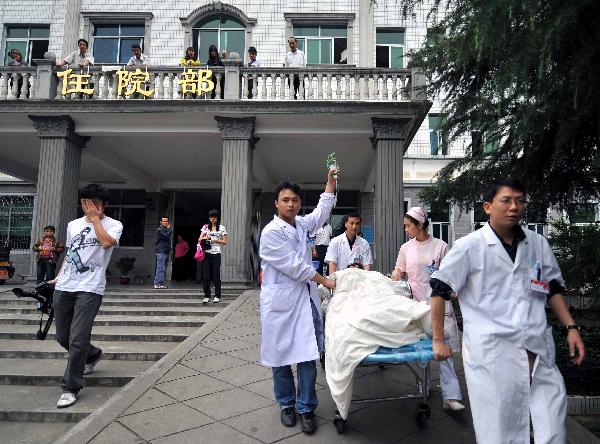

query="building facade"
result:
[0,0,482,282]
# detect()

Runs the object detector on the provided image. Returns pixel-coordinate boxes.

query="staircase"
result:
[0,283,248,443]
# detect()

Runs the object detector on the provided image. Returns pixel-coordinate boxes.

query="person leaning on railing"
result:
[180,47,201,66]
[56,38,94,68]
[7,48,28,97]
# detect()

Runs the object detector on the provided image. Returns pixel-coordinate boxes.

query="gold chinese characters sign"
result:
[56,68,216,97]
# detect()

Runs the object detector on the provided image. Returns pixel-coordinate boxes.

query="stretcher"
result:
[333,337,435,434]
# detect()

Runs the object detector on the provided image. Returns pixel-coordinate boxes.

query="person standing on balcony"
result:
[391,207,464,412]
[246,46,260,99]
[154,217,172,289]
[56,38,94,68]
[32,225,65,284]
[260,169,337,436]
[207,44,224,99]
[284,36,305,99]
[47,184,122,409]
[127,44,150,68]
[7,48,27,66]
[180,47,200,66]
[430,178,585,443]
[199,210,228,303]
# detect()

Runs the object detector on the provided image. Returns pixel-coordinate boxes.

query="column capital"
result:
[29,115,89,147]
[371,117,412,141]
[215,116,256,140]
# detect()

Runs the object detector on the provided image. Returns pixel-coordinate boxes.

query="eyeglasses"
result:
[497,197,527,206]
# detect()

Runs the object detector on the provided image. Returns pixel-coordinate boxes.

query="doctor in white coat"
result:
[430,178,585,444]
[260,171,337,435]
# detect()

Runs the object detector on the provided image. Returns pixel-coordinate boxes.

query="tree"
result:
[400,0,600,213]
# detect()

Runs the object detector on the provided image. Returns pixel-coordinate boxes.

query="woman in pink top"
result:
[391,207,465,412]
[172,235,190,282]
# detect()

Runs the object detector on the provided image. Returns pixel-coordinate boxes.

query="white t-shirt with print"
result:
[56,216,123,295]
[200,224,227,254]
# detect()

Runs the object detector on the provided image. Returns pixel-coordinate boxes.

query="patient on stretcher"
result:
[323,267,439,419]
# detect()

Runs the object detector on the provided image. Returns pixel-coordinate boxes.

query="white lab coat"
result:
[431,223,567,444]
[325,233,373,270]
[259,192,335,367]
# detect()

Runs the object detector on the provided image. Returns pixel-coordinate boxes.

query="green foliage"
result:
[400,0,600,210]
[115,257,136,276]
[548,220,600,298]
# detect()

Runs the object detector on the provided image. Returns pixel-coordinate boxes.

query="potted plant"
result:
[115,257,136,284]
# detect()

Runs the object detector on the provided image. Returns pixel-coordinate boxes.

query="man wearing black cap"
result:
[247,46,260,98]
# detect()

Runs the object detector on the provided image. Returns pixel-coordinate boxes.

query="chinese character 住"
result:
[56,69,95,95]
[177,69,215,96]
[116,68,154,97]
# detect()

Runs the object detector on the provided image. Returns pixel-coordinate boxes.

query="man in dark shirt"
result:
[154,217,172,289]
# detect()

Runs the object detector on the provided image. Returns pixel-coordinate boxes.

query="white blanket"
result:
[325,268,433,419]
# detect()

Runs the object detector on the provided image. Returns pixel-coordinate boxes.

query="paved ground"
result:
[53,290,598,444]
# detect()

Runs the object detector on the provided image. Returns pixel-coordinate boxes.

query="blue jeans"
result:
[272,299,321,414]
[154,253,168,285]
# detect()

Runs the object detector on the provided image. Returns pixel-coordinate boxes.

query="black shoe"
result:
[280,407,296,427]
[300,411,316,434]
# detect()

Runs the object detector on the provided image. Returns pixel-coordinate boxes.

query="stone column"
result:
[215,116,256,282]
[29,115,89,271]
[371,117,412,275]
[62,0,82,55]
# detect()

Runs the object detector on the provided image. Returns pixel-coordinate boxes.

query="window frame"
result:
[92,23,146,65]
[82,12,153,64]
[4,24,50,66]
[0,193,35,252]
[192,14,246,61]
[375,28,405,69]
[428,202,451,244]
[284,13,355,65]
[294,25,347,65]
[428,114,448,156]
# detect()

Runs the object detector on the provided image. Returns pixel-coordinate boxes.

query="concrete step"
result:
[0,297,237,307]
[0,305,225,316]
[0,314,211,327]
[0,358,153,386]
[0,385,120,422]
[0,325,196,342]
[0,421,75,444]
[0,339,173,360]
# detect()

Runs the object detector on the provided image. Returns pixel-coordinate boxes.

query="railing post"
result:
[223,52,242,100]
[33,56,58,100]
[410,67,426,100]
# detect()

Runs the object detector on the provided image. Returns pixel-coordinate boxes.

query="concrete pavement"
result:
[52,289,599,443]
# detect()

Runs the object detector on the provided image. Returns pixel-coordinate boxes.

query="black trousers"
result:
[54,290,103,394]
[36,259,57,283]
[315,245,328,276]
[202,253,221,298]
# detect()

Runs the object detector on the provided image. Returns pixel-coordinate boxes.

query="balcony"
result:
[0,59,424,102]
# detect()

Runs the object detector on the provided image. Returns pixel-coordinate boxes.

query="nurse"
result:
[391,207,464,411]
[430,178,585,444]
[259,170,337,435]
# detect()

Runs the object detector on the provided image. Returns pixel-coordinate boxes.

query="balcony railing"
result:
[0,60,425,102]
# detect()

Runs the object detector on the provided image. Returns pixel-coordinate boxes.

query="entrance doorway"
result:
[172,190,221,282]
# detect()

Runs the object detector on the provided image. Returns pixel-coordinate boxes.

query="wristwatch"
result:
[566,324,581,331]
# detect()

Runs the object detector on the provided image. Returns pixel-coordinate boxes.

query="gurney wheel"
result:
[415,403,431,427]
[334,418,346,434]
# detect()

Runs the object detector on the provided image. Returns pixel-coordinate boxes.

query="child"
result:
[32,225,65,283]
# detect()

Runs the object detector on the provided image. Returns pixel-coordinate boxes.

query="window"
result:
[426,28,444,47]
[568,203,599,224]
[525,205,548,236]
[429,114,448,155]
[295,25,347,64]
[0,195,34,250]
[93,24,145,64]
[193,15,245,62]
[376,29,404,68]
[78,189,146,246]
[429,202,450,243]
[472,131,499,155]
[473,201,487,230]
[4,25,49,66]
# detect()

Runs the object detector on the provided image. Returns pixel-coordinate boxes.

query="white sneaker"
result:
[202,297,210,303]
[443,400,466,411]
[84,351,102,375]
[57,392,77,408]
[212,297,221,303]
